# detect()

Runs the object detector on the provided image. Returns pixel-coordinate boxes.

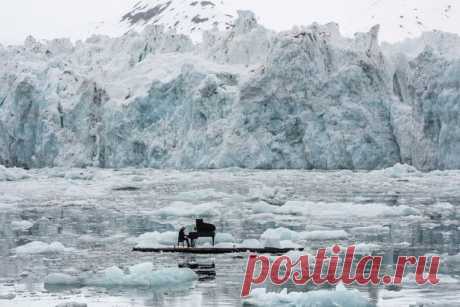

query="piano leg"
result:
[212,236,215,247]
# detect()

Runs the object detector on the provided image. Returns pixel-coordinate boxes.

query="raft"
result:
[133,246,304,254]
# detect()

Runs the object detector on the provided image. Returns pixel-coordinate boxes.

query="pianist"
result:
[178,227,191,248]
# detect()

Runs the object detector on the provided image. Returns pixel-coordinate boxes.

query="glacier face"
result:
[0,11,459,170]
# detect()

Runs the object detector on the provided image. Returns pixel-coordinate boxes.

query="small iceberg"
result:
[14,241,74,254]
[45,263,198,289]
[244,284,372,307]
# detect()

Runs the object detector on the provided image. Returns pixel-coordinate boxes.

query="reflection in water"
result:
[179,260,217,281]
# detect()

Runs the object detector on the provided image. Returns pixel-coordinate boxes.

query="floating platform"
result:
[133,247,304,254]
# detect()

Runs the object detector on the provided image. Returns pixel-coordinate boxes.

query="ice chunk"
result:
[245,284,371,307]
[11,220,34,231]
[64,169,94,180]
[279,240,302,249]
[78,233,129,247]
[373,163,420,178]
[44,273,81,286]
[239,239,264,249]
[260,227,301,242]
[380,205,420,217]
[14,241,74,254]
[349,225,389,234]
[301,230,349,241]
[277,201,420,219]
[0,293,16,300]
[354,243,382,254]
[0,165,30,181]
[213,243,236,248]
[248,202,279,214]
[215,233,235,244]
[175,189,232,201]
[45,263,197,288]
[128,231,177,248]
[155,201,220,217]
[249,186,288,206]
[55,303,87,307]
[260,228,304,248]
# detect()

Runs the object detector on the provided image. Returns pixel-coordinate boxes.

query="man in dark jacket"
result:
[178,227,191,248]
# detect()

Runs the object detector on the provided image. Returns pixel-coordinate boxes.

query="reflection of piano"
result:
[188,219,216,247]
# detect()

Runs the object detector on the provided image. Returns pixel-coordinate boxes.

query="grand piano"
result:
[188,219,216,247]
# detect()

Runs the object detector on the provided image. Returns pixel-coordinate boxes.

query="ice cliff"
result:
[1,11,459,171]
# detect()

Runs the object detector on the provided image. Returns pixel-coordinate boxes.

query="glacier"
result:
[1,11,460,171]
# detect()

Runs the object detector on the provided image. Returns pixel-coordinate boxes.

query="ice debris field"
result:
[0,165,459,306]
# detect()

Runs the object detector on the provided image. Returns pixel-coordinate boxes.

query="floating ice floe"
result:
[0,165,30,181]
[127,231,178,248]
[302,230,349,241]
[215,233,235,244]
[372,163,420,178]
[349,225,389,235]
[446,254,460,265]
[11,220,34,231]
[45,263,197,288]
[261,227,350,244]
[353,243,382,254]
[245,284,372,307]
[402,273,459,285]
[130,230,236,248]
[14,241,74,254]
[154,201,220,218]
[0,293,16,300]
[175,189,233,201]
[248,202,280,214]
[279,240,303,249]
[276,201,420,219]
[249,186,289,206]
[213,242,236,248]
[55,303,87,307]
[380,205,420,217]
[64,169,95,180]
[45,273,80,286]
[239,239,264,249]
[261,227,302,242]
[78,233,129,247]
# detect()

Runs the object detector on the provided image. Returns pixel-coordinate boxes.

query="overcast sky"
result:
[0,0,458,45]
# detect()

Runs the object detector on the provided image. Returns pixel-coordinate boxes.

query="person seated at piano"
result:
[178,227,191,248]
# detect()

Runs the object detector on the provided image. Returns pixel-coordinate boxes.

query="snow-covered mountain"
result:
[1,5,460,171]
[118,0,236,40]
[1,1,459,45]
[95,0,459,43]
